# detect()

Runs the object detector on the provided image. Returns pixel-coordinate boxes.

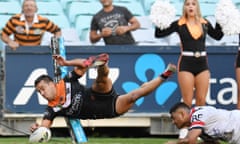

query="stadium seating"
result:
[0,1,21,15]
[75,15,93,39]
[41,28,81,46]
[67,1,102,25]
[136,16,153,29]
[132,28,169,46]
[199,0,218,3]
[113,1,146,16]
[36,1,64,15]
[43,14,71,29]
[173,2,183,17]
[200,3,216,17]
[0,15,11,30]
[142,0,156,15]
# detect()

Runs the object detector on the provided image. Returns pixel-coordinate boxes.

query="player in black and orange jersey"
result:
[1,0,61,50]
[30,53,176,131]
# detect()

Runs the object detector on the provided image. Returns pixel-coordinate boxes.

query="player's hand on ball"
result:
[30,123,39,133]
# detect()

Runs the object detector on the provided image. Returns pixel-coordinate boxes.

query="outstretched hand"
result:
[52,55,67,66]
[30,123,39,133]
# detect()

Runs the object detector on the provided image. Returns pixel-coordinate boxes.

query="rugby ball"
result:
[29,127,51,143]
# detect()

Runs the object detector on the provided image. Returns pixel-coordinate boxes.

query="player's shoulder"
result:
[191,106,216,115]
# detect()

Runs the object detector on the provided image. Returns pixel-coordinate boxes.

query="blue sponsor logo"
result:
[122,54,177,106]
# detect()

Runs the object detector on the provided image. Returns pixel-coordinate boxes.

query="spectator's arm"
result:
[127,17,140,32]
[90,30,102,43]
[1,32,19,50]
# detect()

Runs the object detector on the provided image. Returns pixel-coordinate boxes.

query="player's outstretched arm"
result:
[30,119,52,133]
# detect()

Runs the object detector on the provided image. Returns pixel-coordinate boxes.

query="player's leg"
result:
[236,68,240,109]
[115,63,176,114]
[91,54,112,93]
[195,70,209,106]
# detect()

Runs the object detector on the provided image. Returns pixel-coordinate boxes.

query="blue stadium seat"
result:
[0,1,21,15]
[41,28,81,46]
[0,15,12,29]
[232,0,240,5]
[20,0,60,4]
[200,3,216,17]
[68,1,102,24]
[43,14,71,29]
[144,0,183,16]
[75,15,93,32]
[115,0,139,2]
[132,28,168,45]
[36,1,64,15]
[79,27,90,41]
[199,0,218,4]
[136,16,153,29]
[173,2,183,17]
[113,1,146,16]
[60,0,100,10]
[142,0,156,14]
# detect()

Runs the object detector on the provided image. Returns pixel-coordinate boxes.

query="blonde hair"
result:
[182,0,202,21]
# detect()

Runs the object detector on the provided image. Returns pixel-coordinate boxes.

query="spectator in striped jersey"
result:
[1,0,61,50]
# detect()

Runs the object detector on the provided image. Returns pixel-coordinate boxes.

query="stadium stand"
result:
[199,0,218,3]
[42,14,71,29]
[75,15,93,41]
[36,1,64,15]
[200,3,216,17]
[41,28,81,46]
[67,1,102,25]
[59,0,96,12]
[141,0,156,15]
[132,28,169,46]
[0,15,11,30]
[113,1,146,16]
[0,1,21,15]
[136,16,153,29]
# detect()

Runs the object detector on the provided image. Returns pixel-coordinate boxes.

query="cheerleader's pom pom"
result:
[150,0,176,30]
[215,0,240,35]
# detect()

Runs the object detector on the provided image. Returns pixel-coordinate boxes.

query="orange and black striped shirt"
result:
[2,14,61,46]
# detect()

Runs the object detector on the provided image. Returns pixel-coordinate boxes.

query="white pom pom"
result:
[215,0,240,35]
[149,0,176,30]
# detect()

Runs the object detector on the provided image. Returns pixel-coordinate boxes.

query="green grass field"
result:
[0,137,175,144]
[0,137,227,144]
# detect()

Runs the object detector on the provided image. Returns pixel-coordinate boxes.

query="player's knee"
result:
[128,92,139,103]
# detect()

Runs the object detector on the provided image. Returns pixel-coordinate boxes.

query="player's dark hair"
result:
[34,75,53,87]
[169,102,190,114]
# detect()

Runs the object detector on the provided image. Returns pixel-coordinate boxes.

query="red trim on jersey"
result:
[189,107,205,128]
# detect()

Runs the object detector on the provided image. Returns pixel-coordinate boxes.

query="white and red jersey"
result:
[189,106,240,144]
